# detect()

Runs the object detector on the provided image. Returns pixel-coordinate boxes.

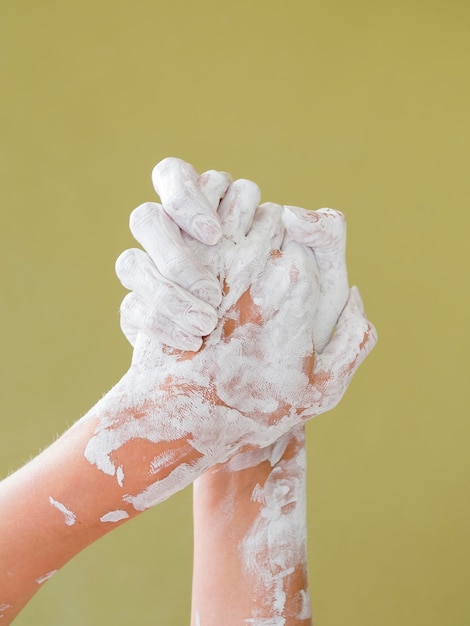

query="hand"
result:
[108,160,376,511]
[116,204,222,352]
[138,162,376,432]
[115,158,236,351]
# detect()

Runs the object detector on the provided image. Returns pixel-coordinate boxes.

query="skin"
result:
[124,162,374,625]
[191,428,310,626]
[188,190,351,625]
[0,159,376,623]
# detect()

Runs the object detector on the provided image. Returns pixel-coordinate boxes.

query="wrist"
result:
[192,428,311,626]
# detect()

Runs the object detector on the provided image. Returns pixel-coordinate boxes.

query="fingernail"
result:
[191,215,222,245]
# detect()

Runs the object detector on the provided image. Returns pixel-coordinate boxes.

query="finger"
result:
[217,179,261,243]
[309,286,377,413]
[197,169,232,209]
[283,206,348,352]
[119,292,139,346]
[152,157,222,245]
[257,235,319,322]
[120,292,203,352]
[283,206,346,251]
[221,203,286,312]
[115,248,218,336]
[225,202,285,281]
[129,202,222,307]
[246,202,285,250]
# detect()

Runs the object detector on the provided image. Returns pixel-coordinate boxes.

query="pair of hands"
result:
[89,158,376,507]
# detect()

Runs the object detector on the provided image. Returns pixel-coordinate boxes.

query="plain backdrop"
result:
[1,1,469,624]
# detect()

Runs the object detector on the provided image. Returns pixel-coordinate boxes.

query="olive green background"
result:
[1,1,469,624]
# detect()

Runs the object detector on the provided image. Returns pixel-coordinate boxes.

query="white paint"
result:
[49,496,76,526]
[83,158,376,512]
[149,448,190,475]
[36,570,58,585]
[241,429,308,624]
[283,205,349,352]
[116,465,124,487]
[195,610,201,626]
[0,605,11,619]
[216,179,261,243]
[197,169,232,210]
[152,157,222,245]
[126,202,223,308]
[100,510,129,523]
[243,617,286,626]
[298,589,312,621]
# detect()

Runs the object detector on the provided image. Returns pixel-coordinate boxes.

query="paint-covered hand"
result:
[115,202,222,352]
[115,161,376,457]
[115,158,236,352]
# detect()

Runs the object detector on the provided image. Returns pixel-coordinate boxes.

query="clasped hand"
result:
[83,158,377,511]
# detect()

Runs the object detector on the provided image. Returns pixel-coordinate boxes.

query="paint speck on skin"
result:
[0,604,12,619]
[100,510,129,523]
[49,497,76,526]
[36,570,58,585]
[241,430,307,624]
[298,589,312,621]
[195,610,201,626]
[117,466,124,487]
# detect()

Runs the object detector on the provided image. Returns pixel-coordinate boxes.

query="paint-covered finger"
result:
[152,157,222,245]
[228,202,285,280]
[218,203,285,315]
[217,179,261,243]
[120,291,203,352]
[129,202,222,307]
[309,286,377,413]
[198,169,232,209]
[283,206,346,251]
[308,208,348,352]
[252,235,320,327]
[115,247,158,294]
[247,202,285,250]
[119,292,140,346]
[283,206,348,352]
[232,202,285,279]
[116,248,219,336]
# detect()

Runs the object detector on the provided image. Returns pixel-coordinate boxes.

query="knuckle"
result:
[161,254,191,283]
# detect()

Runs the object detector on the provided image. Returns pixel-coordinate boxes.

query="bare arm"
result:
[0,398,196,621]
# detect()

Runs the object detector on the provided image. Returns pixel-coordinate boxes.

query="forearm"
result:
[0,375,215,623]
[191,426,312,626]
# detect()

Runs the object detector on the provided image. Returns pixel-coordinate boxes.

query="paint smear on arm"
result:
[100,510,129,523]
[35,570,58,585]
[48,497,76,526]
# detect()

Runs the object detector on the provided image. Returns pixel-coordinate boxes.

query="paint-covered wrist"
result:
[192,428,311,625]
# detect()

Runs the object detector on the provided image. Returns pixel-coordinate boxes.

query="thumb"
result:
[305,286,377,417]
